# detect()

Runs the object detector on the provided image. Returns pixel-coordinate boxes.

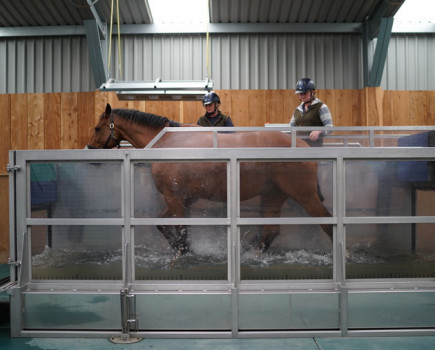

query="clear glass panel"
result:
[133,162,227,218]
[346,224,435,279]
[374,129,435,147]
[346,160,435,216]
[323,130,371,147]
[30,162,122,218]
[239,293,339,330]
[134,225,228,280]
[349,292,435,329]
[240,225,333,280]
[31,225,122,280]
[240,161,333,218]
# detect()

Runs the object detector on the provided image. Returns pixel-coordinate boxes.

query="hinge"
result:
[8,257,21,267]
[6,164,21,173]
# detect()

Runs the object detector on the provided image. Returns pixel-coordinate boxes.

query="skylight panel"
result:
[394,0,435,23]
[147,0,209,24]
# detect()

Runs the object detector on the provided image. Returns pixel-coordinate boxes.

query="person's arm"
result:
[225,117,234,127]
[319,104,333,135]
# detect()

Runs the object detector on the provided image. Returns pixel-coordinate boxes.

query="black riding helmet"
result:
[295,78,315,94]
[202,92,220,106]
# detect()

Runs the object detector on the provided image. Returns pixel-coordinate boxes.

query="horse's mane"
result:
[112,108,180,128]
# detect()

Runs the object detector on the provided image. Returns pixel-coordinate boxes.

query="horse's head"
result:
[85,104,121,149]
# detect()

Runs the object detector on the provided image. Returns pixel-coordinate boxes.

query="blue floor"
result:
[1,263,435,349]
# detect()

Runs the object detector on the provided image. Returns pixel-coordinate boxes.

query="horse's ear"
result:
[105,103,112,116]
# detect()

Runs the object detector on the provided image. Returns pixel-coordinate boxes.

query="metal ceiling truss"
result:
[0,0,418,91]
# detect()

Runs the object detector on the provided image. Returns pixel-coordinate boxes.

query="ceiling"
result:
[0,0,404,29]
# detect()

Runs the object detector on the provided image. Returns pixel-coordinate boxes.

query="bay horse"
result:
[86,104,332,254]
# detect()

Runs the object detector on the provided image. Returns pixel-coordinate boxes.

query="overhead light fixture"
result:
[99,78,213,101]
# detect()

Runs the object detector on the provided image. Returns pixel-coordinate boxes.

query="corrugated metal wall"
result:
[1,33,434,94]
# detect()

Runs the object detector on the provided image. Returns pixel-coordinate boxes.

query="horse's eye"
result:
[95,127,101,132]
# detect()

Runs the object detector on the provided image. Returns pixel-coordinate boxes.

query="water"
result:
[32,244,393,270]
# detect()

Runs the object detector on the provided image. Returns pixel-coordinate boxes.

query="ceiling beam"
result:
[86,0,106,38]
[0,22,362,37]
[84,19,107,88]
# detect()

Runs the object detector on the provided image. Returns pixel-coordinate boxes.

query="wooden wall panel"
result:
[60,93,78,149]
[162,101,181,122]
[365,87,384,126]
[0,95,11,174]
[27,94,45,149]
[1,87,435,263]
[266,90,286,125]
[230,90,250,126]
[248,90,267,126]
[44,93,61,149]
[352,89,364,126]
[77,92,96,149]
[217,90,233,120]
[181,101,202,124]
[427,91,435,125]
[11,94,28,150]
[409,91,427,126]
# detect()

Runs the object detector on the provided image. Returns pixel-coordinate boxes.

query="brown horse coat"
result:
[87,104,332,253]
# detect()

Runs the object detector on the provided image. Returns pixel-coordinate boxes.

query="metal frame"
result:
[7,126,435,338]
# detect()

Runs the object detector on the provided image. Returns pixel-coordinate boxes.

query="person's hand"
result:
[309,130,322,141]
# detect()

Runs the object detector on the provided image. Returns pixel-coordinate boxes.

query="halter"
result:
[87,112,121,149]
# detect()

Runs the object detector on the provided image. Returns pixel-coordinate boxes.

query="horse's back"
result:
[152,130,302,148]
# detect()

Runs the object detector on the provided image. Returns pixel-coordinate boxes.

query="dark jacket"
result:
[197,111,234,127]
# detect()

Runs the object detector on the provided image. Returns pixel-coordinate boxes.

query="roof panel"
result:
[0,0,404,27]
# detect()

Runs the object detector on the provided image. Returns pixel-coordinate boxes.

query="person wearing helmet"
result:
[290,78,333,147]
[197,92,234,127]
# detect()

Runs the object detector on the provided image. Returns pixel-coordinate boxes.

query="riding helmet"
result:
[295,78,315,94]
[202,92,220,105]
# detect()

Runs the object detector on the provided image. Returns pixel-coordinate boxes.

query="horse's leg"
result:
[257,188,288,252]
[272,163,333,241]
[156,194,192,255]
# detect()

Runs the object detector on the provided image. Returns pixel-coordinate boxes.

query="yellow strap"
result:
[107,0,114,71]
[206,22,211,78]
[117,0,122,79]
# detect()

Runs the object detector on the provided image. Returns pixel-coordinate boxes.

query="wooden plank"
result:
[394,91,410,126]
[11,94,28,150]
[317,89,336,123]
[217,90,232,121]
[127,101,145,112]
[0,95,11,174]
[230,90,250,126]
[283,90,296,125]
[162,101,181,122]
[77,92,95,148]
[248,90,267,126]
[146,101,163,116]
[365,87,384,126]
[27,93,45,149]
[94,90,108,124]
[427,91,435,125]
[352,89,364,126]
[44,93,61,149]
[334,90,352,126]
[0,177,9,262]
[409,91,427,126]
[266,90,284,125]
[182,101,202,124]
[60,93,78,149]
[108,92,128,109]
